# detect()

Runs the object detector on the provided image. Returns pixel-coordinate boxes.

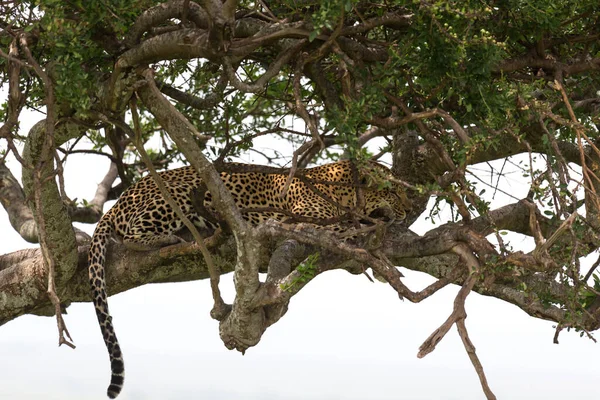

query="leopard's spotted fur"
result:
[88,160,410,398]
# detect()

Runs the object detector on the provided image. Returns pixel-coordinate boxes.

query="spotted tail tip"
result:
[107,388,119,399]
[107,372,124,398]
[107,382,122,398]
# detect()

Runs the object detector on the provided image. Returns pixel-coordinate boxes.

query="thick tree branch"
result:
[497,55,600,75]
[123,0,209,47]
[0,161,37,242]
[117,28,218,68]
[2,205,598,336]
[0,235,238,326]
[21,120,83,286]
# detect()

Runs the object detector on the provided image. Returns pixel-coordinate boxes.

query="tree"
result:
[1,0,599,398]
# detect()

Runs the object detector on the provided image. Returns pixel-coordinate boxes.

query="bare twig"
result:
[278,59,327,198]
[553,80,599,209]
[554,322,597,344]
[279,140,316,198]
[456,319,497,400]
[583,253,600,283]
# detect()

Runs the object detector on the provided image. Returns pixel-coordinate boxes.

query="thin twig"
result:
[583,253,600,283]
[554,80,599,210]
[456,319,497,400]
[277,59,328,198]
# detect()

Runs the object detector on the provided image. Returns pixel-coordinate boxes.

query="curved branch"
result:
[159,74,228,110]
[117,28,217,68]
[0,161,37,243]
[124,0,209,47]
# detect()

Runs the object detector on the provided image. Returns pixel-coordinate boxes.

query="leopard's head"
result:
[361,162,411,222]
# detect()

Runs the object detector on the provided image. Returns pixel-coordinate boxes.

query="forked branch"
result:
[418,244,496,400]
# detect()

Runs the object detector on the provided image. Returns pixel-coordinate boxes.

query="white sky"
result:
[1,112,599,400]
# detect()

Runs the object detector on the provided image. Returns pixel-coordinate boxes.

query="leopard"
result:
[88,160,411,398]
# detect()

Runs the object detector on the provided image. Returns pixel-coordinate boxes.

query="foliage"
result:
[1,1,600,397]
[281,252,320,291]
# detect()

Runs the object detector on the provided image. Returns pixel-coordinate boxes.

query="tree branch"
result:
[0,161,38,243]
[123,0,209,47]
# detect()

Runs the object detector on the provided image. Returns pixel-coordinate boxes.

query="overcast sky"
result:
[1,113,599,400]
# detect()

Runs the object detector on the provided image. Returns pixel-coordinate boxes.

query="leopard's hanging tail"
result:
[88,213,125,399]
